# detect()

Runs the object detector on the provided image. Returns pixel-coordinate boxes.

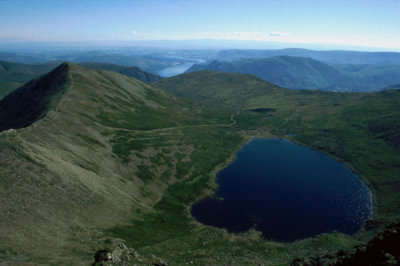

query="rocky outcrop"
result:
[92,241,169,266]
[92,242,141,265]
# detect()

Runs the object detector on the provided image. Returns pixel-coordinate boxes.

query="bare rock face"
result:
[92,241,141,265]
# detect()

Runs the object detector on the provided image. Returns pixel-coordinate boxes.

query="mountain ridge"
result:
[0,62,70,132]
[79,62,162,83]
[216,48,400,65]
[0,60,162,101]
[0,62,230,264]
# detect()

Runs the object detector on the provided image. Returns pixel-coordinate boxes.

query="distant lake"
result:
[158,58,205,77]
[191,138,372,242]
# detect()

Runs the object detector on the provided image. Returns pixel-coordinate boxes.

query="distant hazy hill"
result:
[389,84,400,90]
[216,48,400,65]
[0,60,60,98]
[186,56,400,91]
[80,62,162,82]
[0,51,44,64]
[0,50,191,74]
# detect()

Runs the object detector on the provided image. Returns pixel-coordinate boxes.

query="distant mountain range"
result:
[186,56,400,91]
[215,48,400,65]
[385,84,400,90]
[0,50,192,74]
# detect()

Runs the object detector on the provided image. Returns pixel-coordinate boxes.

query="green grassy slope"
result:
[155,70,287,107]
[0,62,232,265]
[79,62,162,83]
[186,56,400,91]
[0,60,60,99]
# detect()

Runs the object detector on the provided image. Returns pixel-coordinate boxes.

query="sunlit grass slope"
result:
[0,63,231,264]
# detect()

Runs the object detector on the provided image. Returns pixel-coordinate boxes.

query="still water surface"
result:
[191,138,372,242]
[158,58,205,77]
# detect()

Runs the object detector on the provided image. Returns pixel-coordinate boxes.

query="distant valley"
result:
[3,47,400,93]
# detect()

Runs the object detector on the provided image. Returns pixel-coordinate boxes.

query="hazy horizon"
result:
[1,0,399,52]
[0,39,399,53]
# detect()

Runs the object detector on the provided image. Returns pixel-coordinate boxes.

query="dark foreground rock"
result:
[291,222,400,265]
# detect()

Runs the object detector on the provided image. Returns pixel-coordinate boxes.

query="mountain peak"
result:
[0,61,204,133]
[0,62,70,132]
[57,61,85,73]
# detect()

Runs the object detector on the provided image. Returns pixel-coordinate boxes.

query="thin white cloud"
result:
[198,31,221,36]
[197,31,269,40]
[269,31,290,37]
[130,31,153,39]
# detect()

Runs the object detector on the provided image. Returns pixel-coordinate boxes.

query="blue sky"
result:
[0,0,399,50]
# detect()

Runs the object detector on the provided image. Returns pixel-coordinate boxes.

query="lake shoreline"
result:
[191,137,372,242]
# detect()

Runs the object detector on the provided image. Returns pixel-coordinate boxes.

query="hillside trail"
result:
[17,70,239,136]
[90,109,240,135]
[279,100,296,128]
[64,69,241,133]
[55,70,73,113]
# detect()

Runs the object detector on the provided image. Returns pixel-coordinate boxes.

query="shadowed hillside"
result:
[0,60,60,99]
[0,63,69,131]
